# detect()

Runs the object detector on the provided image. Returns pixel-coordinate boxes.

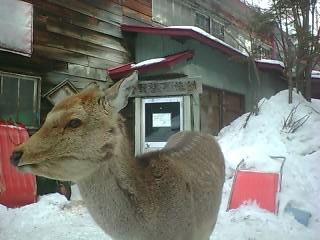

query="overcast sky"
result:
[251,0,271,9]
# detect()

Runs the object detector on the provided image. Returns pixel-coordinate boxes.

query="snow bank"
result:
[0,90,319,240]
[214,90,320,239]
[0,194,111,240]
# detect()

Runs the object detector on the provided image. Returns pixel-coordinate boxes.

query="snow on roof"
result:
[167,26,249,57]
[256,59,285,68]
[131,58,165,68]
[312,70,320,79]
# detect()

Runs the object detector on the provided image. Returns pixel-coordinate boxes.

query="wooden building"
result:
[0,0,152,131]
[0,0,286,153]
[108,25,286,153]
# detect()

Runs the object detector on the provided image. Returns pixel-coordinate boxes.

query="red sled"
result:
[227,157,285,214]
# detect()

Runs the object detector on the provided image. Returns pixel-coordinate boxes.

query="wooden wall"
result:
[122,0,152,25]
[0,0,154,90]
[0,0,130,89]
[0,0,153,126]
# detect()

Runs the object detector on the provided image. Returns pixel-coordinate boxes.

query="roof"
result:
[121,25,287,73]
[256,59,284,72]
[108,50,193,79]
[122,24,247,58]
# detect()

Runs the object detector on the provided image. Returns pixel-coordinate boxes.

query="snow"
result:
[1,90,320,239]
[256,59,285,68]
[167,26,249,57]
[312,70,320,79]
[131,58,165,68]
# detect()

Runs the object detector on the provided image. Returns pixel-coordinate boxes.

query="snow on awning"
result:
[0,0,33,57]
[255,59,284,72]
[107,50,193,79]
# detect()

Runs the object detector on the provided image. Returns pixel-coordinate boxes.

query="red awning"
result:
[108,50,193,79]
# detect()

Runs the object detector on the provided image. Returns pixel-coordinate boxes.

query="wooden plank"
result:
[61,63,106,81]
[33,45,120,69]
[34,45,89,67]
[123,0,152,17]
[41,17,127,53]
[47,0,122,25]
[81,0,123,17]
[200,87,221,135]
[0,51,67,73]
[33,2,122,38]
[34,30,128,64]
[132,78,202,97]
[136,0,152,8]
[44,72,107,89]
[122,6,152,25]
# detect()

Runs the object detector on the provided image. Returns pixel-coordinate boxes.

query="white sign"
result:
[0,0,33,56]
[152,113,171,127]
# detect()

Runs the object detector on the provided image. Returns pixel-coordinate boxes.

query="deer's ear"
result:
[104,71,138,112]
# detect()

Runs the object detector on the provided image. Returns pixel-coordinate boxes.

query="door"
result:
[140,97,184,153]
[135,96,192,155]
[200,86,244,135]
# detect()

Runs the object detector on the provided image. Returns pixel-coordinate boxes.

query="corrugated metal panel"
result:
[0,121,37,208]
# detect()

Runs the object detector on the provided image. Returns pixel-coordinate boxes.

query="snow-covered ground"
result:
[1,90,319,240]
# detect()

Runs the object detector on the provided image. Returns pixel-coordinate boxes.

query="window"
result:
[152,0,194,26]
[195,13,210,33]
[211,19,225,40]
[257,45,272,59]
[0,71,40,128]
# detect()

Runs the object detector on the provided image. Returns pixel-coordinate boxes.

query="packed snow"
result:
[256,59,285,68]
[1,90,319,240]
[167,25,249,57]
[131,58,165,68]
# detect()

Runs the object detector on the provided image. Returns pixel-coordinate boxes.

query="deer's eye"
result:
[65,118,82,129]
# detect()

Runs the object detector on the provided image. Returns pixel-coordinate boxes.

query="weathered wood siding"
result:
[122,0,152,25]
[200,86,244,135]
[0,0,130,124]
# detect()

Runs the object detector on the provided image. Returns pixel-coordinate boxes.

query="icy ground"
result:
[1,90,319,240]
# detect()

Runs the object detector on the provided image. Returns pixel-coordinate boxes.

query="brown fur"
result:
[12,72,225,240]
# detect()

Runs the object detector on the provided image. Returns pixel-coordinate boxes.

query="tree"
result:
[269,0,320,102]
[225,4,274,114]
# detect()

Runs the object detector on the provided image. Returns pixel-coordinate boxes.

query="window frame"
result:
[195,12,211,33]
[211,18,225,40]
[0,71,41,129]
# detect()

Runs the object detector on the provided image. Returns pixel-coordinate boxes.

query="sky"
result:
[240,0,271,9]
[250,0,271,9]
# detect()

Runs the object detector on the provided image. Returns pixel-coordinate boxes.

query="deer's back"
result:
[134,131,225,239]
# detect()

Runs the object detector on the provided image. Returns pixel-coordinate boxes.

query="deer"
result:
[10,71,225,240]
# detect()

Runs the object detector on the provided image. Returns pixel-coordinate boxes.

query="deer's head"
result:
[10,71,138,182]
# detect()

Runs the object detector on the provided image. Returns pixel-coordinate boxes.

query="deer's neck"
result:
[76,126,142,237]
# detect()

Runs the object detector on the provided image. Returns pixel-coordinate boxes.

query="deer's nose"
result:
[10,151,23,166]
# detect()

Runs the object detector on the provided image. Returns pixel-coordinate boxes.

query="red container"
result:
[0,121,37,208]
